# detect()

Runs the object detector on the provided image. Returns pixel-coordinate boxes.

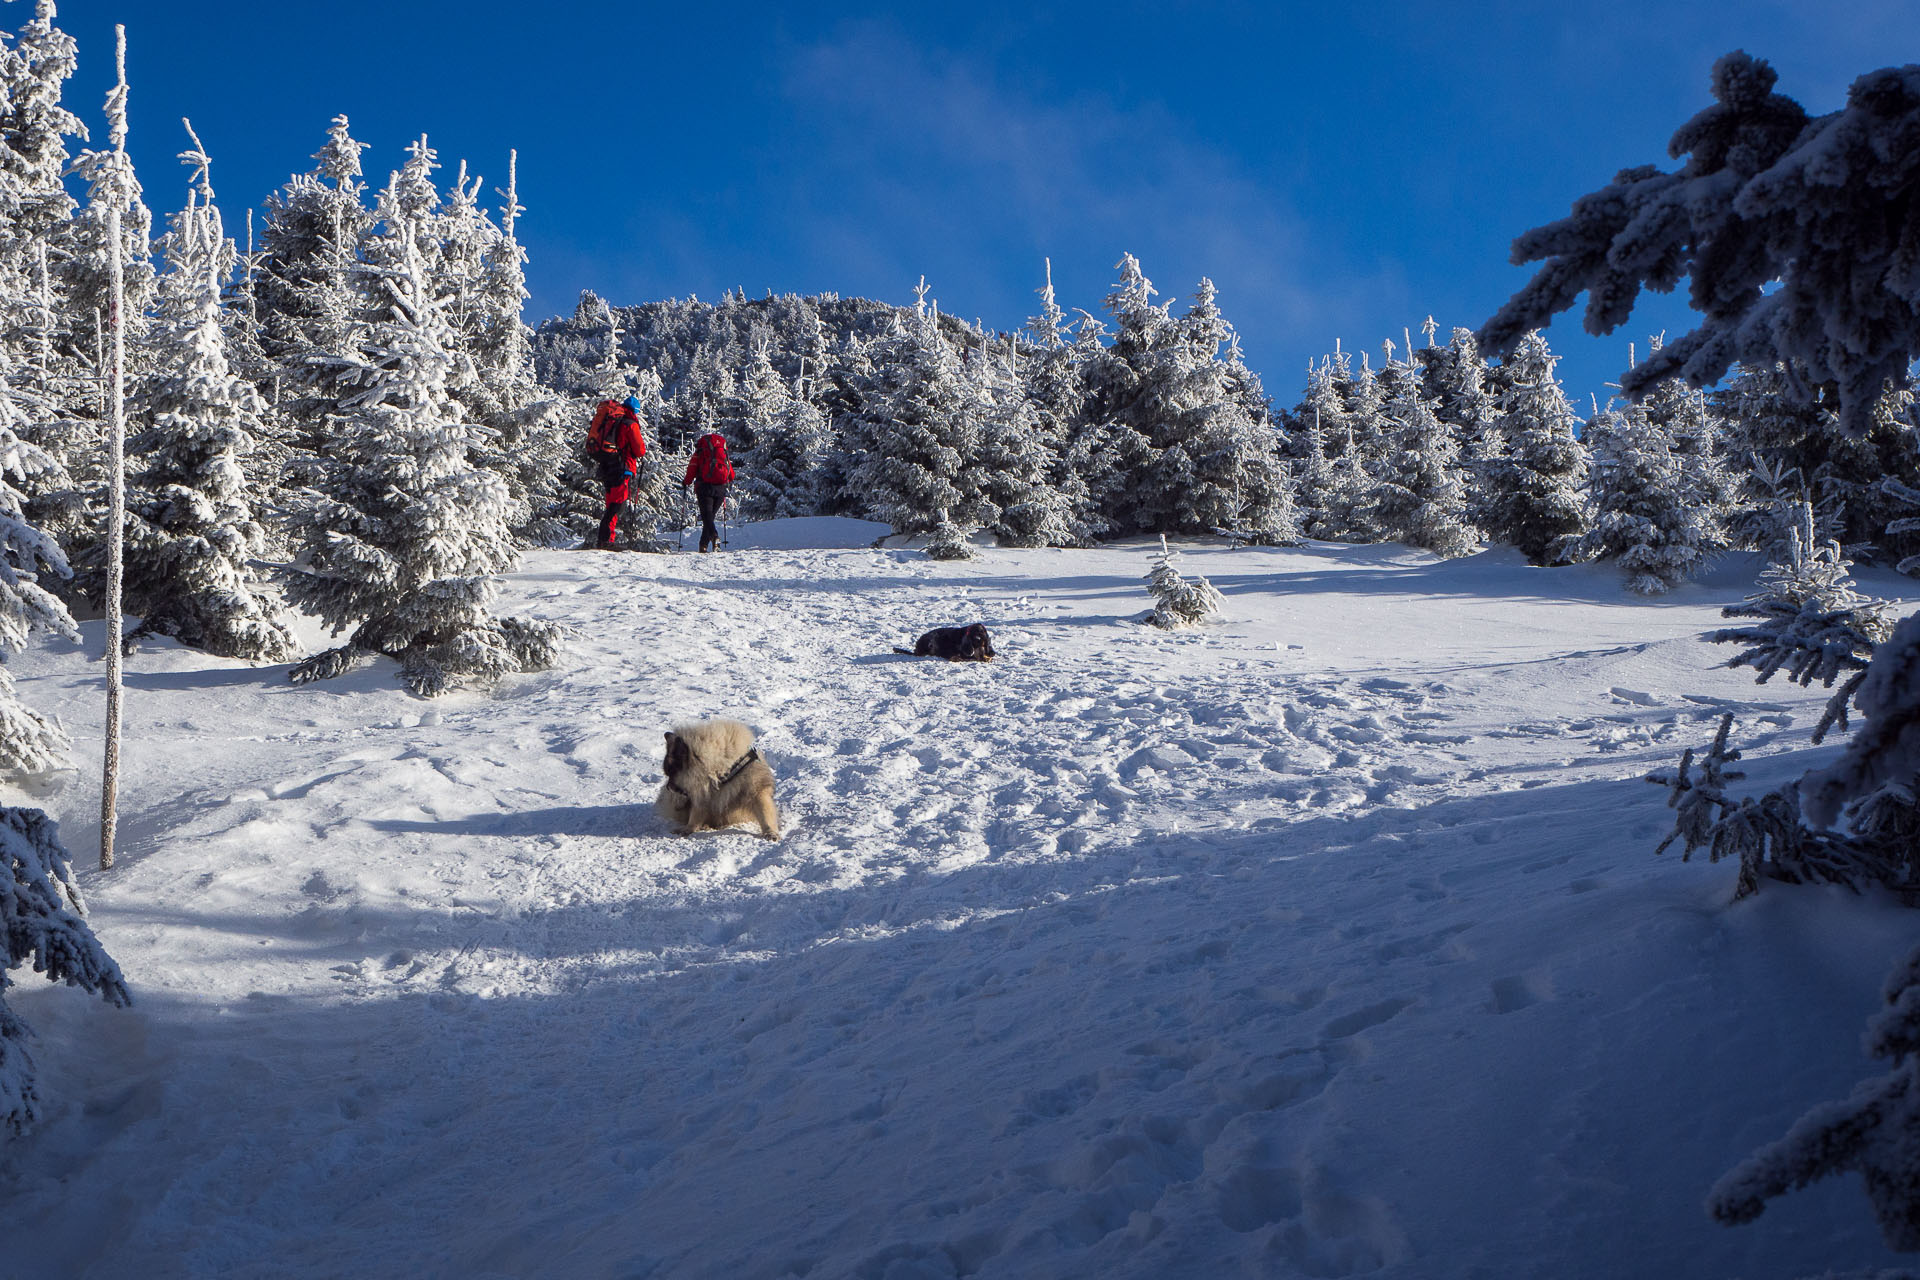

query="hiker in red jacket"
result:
[682,432,735,553]
[585,396,648,549]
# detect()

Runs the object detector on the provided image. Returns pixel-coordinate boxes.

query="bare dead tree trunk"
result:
[99,26,129,871]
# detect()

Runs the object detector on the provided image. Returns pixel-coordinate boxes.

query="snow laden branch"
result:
[1649,509,1915,900]
[1,806,130,1136]
[1710,940,1920,1250]
[1481,52,1920,435]
[1646,713,1877,900]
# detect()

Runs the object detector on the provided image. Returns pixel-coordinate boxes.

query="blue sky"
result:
[60,0,1920,409]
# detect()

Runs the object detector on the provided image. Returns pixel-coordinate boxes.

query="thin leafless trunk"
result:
[99,27,128,871]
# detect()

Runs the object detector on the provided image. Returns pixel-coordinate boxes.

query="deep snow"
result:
[3,523,1916,1279]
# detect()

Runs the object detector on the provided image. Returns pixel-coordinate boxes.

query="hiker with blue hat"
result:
[583,395,649,549]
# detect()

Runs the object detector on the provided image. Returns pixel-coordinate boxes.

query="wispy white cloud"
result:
[768,21,1401,367]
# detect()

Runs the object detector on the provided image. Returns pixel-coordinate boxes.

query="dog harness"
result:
[715,748,760,787]
[667,747,760,798]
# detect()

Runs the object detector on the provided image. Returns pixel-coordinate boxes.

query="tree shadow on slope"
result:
[13,766,1908,1280]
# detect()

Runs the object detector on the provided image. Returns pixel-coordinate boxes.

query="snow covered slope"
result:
[4,531,1914,1278]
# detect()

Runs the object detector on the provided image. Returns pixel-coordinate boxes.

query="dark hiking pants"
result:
[695,482,727,550]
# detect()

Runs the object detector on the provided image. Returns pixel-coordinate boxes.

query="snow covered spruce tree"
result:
[1711,501,1893,743]
[0,2,95,560]
[284,139,561,696]
[1078,255,1176,532]
[1056,309,1126,542]
[1080,260,1295,540]
[437,152,569,545]
[1288,346,1371,542]
[924,509,976,561]
[1143,535,1225,628]
[1361,342,1477,558]
[0,5,81,319]
[120,125,298,661]
[734,371,828,520]
[1479,51,1916,434]
[1570,391,1726,594]
[1482,331,1590,564]
[1493,50,1920,1249]
[0,346,75,775]
[1016,262,1101,545]
[845,284,988,536]
[1415,324,1505,528]
[1169,280,1299,544]
[1715,368,1920,570]
[253,115,374,462]
[972,337,1076,548]
[1,805,130,1137]
[727,333,790,519]
[1331,353,1394,544]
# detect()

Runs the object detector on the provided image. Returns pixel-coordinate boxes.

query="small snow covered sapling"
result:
[1144,535,1225,628]
[1710,500,1892,743]
[1,807,130,1136]
[925,510,975,561]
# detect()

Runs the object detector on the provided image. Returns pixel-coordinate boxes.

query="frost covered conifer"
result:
[1026,257,1069,353]
[732,328,786,452]
[121,125,297,661]
[1144,536,1225,628]
[0,350,74,774]
[1417,326,1505,526]
[0,806,129,1136]
[1799,609,1920,842]
[0,5,99,561]
[1171,284,1299,544]
[1292,348,1369,541]
[1710,501,1892,742]
[466,153,570,545]
[1363,343,1478,558]
[924,509,976,561]
[430,156,560,541]
[735,375,828,520]
[1053,310,1121,543]
[285,140,561,696]
[973,340,1074,547]
[1481,51,1919,435]
[47,13,151,389]
[1330,353,1394,544]
[1573,389,1726,594]
[1484,331,1591,564]
[1712,363,1861,554]
[1080,255,1176,533]
[0,4,82,268]
[1522,49,1920,1246]
[0,8,79,714]
[1082,264,1294,539]
[256,116,374,458]
[846,285,986,535]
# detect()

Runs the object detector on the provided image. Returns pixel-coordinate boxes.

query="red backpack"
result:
[691,433,735,485]
[585,400,638,465]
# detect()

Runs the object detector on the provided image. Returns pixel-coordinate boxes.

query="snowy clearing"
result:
[5,528,1916,1279]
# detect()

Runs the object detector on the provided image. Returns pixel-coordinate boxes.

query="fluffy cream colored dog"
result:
[656,718,780,840]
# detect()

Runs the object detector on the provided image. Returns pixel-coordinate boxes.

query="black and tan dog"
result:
[656,719,780,839]
[894,623,996,662]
